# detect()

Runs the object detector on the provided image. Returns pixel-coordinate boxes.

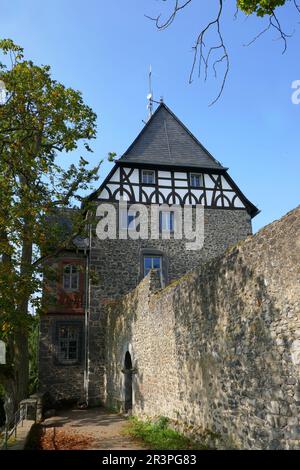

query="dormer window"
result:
[190,173,203,188]
[63,265,79,291]
[142,170,155,185]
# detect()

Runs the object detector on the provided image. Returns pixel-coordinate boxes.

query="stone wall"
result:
[39,315,85,403]
[38,206,253,407]
[104,206,300,449]
[89,206,252,404]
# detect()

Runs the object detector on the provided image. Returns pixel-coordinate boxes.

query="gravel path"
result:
[41,407,146,450]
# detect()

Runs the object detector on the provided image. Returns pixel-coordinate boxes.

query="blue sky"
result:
[1,0,299,232]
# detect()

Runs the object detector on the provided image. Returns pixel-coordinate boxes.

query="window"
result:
[159,212,174,232]
[57,324,80,364]
[142,170,155,184]
[63,265,79,291]
[120,209,136,230]
[190,173,203,188]
[140,249,168,287]
[143,256,162,277]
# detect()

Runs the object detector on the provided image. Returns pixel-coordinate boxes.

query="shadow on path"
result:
[41,407,146,450]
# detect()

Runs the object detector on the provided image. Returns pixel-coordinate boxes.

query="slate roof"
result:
[118,102,225,170]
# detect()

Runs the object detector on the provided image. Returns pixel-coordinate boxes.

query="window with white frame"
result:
[142,170,155,184]
[143,256,162,277]
[57,324,80,364]
[159,211,174,232]
[190,173,203,188]
[63,265,79,291]
[120,209,136,230]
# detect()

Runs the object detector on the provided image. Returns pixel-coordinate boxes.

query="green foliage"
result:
[0,37,99,326]
[155,415,170,429]
[0,38,100,403]
[107,151,117,162]
[237,0,287,16]
[124,416,207,450]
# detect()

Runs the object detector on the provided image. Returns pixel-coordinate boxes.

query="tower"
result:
[39,102,258,405]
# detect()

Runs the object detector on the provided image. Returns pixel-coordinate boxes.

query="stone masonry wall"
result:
[89,207,252,404]
[105,206,300,449]
[39,315,85,403]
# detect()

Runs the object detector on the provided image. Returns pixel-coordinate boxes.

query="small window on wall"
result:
[63,265,79,291]
[142,170,155,185]
[57,324,81,365]
[190,173,203,188]
[143,256,162,277]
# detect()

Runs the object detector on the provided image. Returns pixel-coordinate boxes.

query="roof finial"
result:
[146,65,153,121]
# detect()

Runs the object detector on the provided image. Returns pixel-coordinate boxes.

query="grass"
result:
[123,416,208,450]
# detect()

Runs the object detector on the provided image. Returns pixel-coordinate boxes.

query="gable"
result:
[87,103,259,218]
[93,164,259,217]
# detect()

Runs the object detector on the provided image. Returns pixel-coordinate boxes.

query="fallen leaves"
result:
[38,427,94,450]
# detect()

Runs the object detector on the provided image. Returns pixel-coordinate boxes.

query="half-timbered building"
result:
[39,102,259,406]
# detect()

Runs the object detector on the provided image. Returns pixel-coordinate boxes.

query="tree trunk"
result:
[14,222,33,407]
[0,177,33,422]
[14,174,33,408]
[13,329,29,406]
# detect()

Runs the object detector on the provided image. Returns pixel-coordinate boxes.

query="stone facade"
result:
[39,205,252,405]
[87,206,252,404]
[104,206,300,449]
[39,250,86,403]
[39,314,85,402]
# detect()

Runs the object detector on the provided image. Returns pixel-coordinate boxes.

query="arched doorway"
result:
[124,351,132,412]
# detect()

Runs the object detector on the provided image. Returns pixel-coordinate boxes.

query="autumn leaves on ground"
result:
[26,408,146,450]
[31,427,94,450]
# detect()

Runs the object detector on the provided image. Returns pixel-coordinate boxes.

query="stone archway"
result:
[124,351,132,412]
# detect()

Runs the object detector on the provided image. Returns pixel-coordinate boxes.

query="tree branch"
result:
[146,0,298,105]
[244,10,292,54]
[145,0,193,30]
[146,0,228,105]
[188,0,229,106]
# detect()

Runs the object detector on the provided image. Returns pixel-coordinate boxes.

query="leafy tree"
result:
[237,1,287,16]
[147,0,299,104]
[0,39,99,421]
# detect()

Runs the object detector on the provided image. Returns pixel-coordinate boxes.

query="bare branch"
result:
[146,0,297,105]
[243,19,272,47]
[270,11,291,54]
[234,6,239,20]
[293,0,300,14]
[145,0,193,30]
[146,0,228,105]
[188,0,229,106]
[244,9,292,54]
